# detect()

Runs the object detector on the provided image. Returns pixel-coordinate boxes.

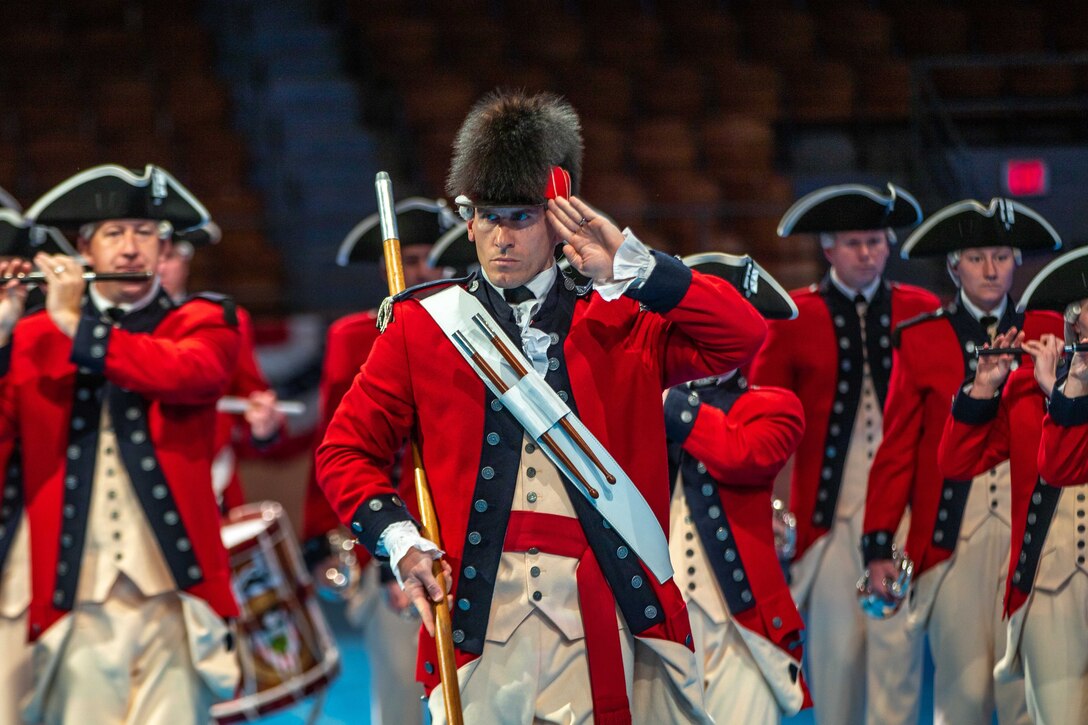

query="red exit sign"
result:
[1003,159,1049,197]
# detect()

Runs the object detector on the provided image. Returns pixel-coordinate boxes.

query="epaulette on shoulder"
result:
[376,274,473,333]
[183,291,238,327]
[891,307,945,348]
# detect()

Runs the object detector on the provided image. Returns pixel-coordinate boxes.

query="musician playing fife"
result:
[968,246,1088,724]
[749,184,935,725]
[0,165,242,724]
[863,199,1062,725]
[316,89,767,723]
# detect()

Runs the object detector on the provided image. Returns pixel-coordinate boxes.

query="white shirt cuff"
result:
[377,520,443,588]
[594,228,657,301]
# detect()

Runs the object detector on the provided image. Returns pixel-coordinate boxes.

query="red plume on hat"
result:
[447,89,583,209]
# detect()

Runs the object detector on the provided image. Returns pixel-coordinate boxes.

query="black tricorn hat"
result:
[900,198,1061,259]
[447,89,583,209]
[337,197,467,267]
[682,252,798,320]
[25,164,210,232]
[1017,245,1088,313]
[0,209,80,258]
[173,221,221,250]
[778,183,922,236]
[427,221,479,272]
[0,184,21,212]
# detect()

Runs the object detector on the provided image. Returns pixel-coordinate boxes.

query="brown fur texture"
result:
[446,89,583,206]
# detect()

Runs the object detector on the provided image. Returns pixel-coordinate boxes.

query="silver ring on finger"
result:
[53,265,66,275]
[577,216,589,228]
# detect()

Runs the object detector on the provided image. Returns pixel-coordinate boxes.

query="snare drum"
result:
[212,501,341,723]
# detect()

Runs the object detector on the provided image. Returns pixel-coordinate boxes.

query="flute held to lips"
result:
[976,342,1088,356]
[0,270,154,284]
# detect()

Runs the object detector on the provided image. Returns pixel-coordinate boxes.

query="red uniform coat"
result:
[666,378,811,706]
[749,278,938,560]
[862,303,1062,572]
[217,305,276,510]
[937,356,1060,615]
[302,310,416,571]
[317,255,767,690]
[1038,386,1088,487]
[0,294,241,639]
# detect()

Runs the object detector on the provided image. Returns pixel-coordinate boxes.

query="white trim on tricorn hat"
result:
[1016,245,1088,313]
[336,197,465,267]
[173,221,221,250]
[682,251,798,320]
[899,197,1061,260]
[778,183,922,237]
[25,164,209,232]
[427,220,477,272]
[0,185,21,212]
[0,208,80,258]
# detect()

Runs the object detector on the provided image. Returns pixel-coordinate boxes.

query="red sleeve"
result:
[315,305,417,532]
[682,388,804,486]
[863,344,923,535]
[229,307,271,397]
[652,271,768,389]
[79,302,240,405]
[1038,415,1088,487]
[748,317,797,391]
[303,317,381,540]
[937,391,1010,480]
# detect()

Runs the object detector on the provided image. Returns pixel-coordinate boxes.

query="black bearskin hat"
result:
[446,89,583,209]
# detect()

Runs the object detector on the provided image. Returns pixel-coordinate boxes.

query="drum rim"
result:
[210,647,342,722]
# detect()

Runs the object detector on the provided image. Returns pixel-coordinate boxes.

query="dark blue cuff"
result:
[349,493,417,557]
[251,428,281,451]
[860,530,895,564]
[624,250,692,313]
[951,384,1001,425]
[664,387,701,443]
[0,341,10,377]
[69,314,114,374]
[1049,386,1088,427]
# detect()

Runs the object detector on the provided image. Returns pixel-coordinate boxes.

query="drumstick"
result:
[452,331,599,499]
[216,396,306,415]
[470,314,617,484]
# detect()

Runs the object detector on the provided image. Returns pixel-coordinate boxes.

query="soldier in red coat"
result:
[864,198,1063,725]
[2,165,242,724]
[666,252,811,723]
[157,226,284,512]
[952,246,1088,723]
[0,200,70,725]
[317,89,767,723]
[303,199,464,725]
[749,183,936,725]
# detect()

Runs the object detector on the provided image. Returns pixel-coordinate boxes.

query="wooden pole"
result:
[375,172,463,725]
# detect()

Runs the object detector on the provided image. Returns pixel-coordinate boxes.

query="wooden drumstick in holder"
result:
[376,172,463,725]
[470,314,617,485]
[452,331,599,499]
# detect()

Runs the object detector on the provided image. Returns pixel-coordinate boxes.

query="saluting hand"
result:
[970,328,1024,399]
[397,546,453,637]
[546,196,624,285]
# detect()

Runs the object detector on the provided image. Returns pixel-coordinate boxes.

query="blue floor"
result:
[255,603,946,725]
